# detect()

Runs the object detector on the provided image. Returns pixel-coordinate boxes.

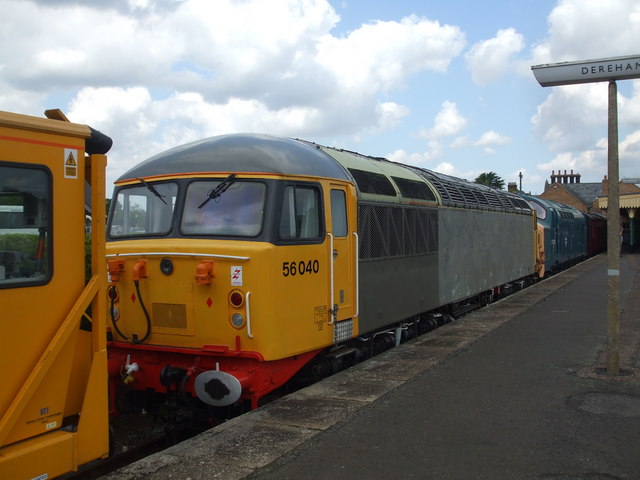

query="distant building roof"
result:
[563,182,603,205]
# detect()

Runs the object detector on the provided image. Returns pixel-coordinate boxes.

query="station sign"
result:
[531,54,640,87]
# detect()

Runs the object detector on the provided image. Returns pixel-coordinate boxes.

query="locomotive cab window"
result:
[0,164,52,288]
[330,189,348,237]
[279,185,322,240]
[526,200,547,220]
[182,180,266,237]
[110,181,177,237]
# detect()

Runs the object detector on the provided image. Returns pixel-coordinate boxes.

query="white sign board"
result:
[532,54,640,87]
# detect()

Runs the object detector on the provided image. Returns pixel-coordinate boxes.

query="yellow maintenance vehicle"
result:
[0,109,111,479]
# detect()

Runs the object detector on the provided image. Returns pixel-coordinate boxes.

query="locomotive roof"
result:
[117,134,351,183]
[119,133,531,215]
[520,194,583,217]
[315,144,530,214]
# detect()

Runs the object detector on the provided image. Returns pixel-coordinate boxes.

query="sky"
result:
[1,0,640,196]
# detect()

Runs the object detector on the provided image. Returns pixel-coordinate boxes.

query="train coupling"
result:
[123,354,139,384]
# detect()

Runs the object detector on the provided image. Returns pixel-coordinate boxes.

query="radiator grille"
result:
[358,203,438,260]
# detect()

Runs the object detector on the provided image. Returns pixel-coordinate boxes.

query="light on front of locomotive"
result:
[229,290,244,308]
[231,312,245,328]
[228,289,245,328]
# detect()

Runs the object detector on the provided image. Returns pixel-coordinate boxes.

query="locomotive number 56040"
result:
[282,260,320,277]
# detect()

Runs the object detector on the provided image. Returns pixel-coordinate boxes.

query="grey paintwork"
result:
[117,134,351,183]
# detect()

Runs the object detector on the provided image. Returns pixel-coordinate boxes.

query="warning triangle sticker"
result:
[65,152,77,166]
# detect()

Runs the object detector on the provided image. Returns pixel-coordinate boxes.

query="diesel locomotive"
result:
[105,133,548,416]
[521,195,606,273]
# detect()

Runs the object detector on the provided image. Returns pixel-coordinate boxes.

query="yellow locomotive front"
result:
[106,135,358,412]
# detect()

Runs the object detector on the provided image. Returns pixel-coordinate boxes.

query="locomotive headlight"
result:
[231,313,245,328]
[110,306,120,320]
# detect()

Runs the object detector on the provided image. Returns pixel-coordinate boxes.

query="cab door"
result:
[327,184,357,323]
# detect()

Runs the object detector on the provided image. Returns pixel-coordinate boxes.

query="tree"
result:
[474,171,505,189]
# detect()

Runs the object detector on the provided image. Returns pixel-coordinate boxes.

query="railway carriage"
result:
[106,133,539,414]
[585,212,607,256]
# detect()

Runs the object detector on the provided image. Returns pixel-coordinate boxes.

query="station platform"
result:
[102,253,640,480]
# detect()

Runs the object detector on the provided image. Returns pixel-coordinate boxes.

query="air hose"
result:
[108,283,151,344]
[132,280,151,344]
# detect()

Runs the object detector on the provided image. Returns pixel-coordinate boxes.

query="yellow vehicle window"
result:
[0,164,51,288]
[110,181,177,237]
[182,180,266,237]
[279,185,321,240]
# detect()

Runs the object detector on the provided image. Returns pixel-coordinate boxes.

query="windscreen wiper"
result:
[137,177,167,205]
[199,173,237,209]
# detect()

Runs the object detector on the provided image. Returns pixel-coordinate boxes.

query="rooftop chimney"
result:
[551,169,581,184]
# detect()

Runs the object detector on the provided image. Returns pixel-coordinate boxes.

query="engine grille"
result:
[334,318,354,343]
[358,203,438,260]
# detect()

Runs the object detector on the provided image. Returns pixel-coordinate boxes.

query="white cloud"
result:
[620,130,640,177]
[387,140,442,168]
[532,127,640,184]
[465,28,524,85]
[0,0,472,188]
[531,0,640,64]
[528,0,640,188]
[531,83,608,152]
[620,80,640,126]
[433,161,456,176]
[537,150,604,183]
[316,14,465,92]
[449,130,510,154]
[419,101,467,139]
[474,130,511,147]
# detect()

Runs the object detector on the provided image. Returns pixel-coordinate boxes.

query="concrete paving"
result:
[101,253,640,480]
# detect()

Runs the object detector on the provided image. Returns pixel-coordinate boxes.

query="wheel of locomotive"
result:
[308,356,333,381]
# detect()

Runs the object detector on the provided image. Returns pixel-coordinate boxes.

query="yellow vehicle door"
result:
[327,184,357,323]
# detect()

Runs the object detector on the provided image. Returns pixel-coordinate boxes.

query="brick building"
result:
[539,170,604,214]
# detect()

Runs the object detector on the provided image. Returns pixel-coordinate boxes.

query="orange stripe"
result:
[0,133,83,151]
[115,171,287,184]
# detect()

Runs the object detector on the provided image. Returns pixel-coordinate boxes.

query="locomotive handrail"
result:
[106,252,250,261]
[328,232,335,325]
[246,291,253,338]
[353,231,359,318]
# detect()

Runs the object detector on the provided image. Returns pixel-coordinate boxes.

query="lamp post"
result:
[532,55,640,375]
